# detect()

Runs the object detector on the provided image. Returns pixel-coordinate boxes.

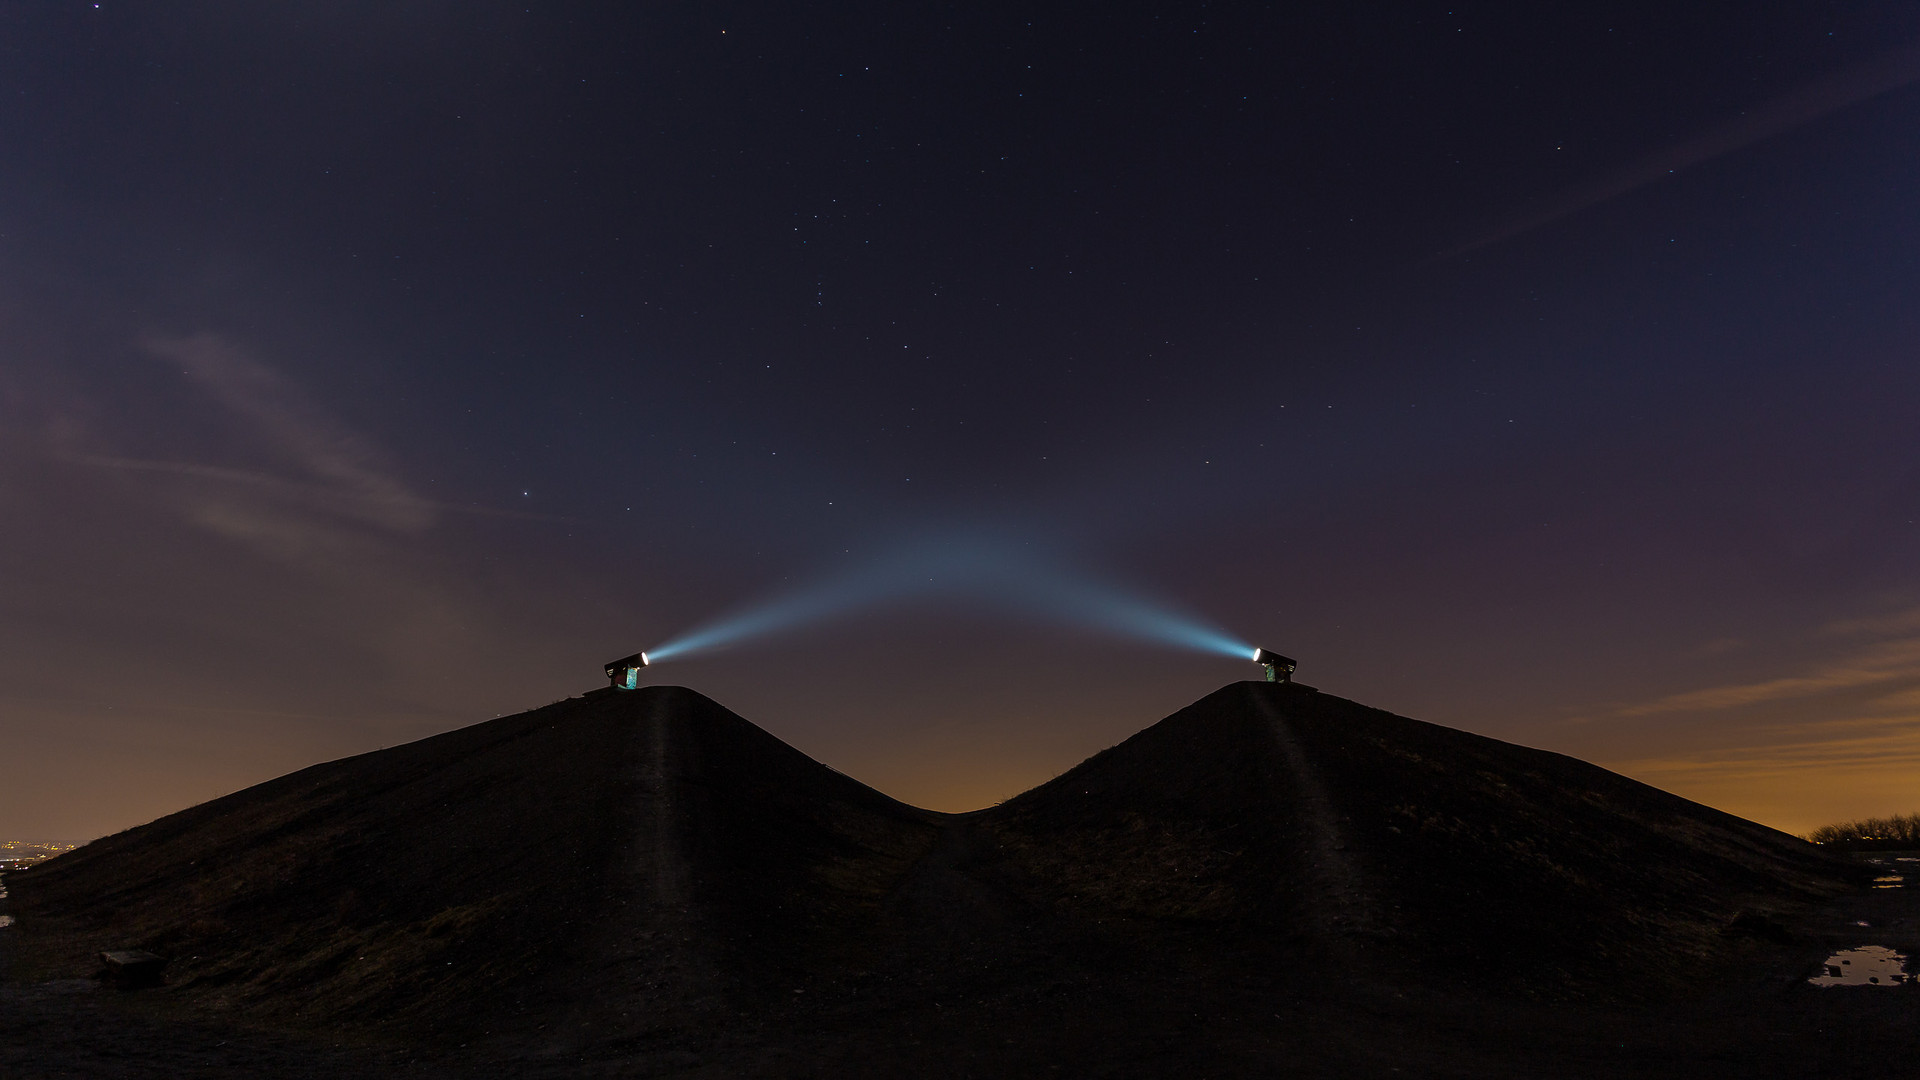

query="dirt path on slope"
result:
[532,694,716,1055]
[1255,690,1382,942]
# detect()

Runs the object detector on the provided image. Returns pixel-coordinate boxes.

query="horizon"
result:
[0,675,1886,846]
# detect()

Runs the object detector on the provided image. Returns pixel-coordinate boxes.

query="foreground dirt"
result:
[5,683,1916,1077]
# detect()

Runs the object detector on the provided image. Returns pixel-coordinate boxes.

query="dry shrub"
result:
[1805,813,1920,850]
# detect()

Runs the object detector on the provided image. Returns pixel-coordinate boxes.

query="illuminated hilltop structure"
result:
[1253,648,1296,683]
[605,651,648,690]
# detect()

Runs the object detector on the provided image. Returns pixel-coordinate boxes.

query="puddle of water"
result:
[1808,946,1913,987]
[1873,875,1905,889]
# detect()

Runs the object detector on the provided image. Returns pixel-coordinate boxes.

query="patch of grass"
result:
[1805,813,1920,850]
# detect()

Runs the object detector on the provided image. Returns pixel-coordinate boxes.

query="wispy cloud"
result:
[12,332,553,711]
[1449,39,1920,255]
[1822,605,1920,638]
[144,332,434,532]
[1868,686,1920,711]
[1618,719,1920,780]
[65,454,565,524]
[1604,711,1920,835]
[1619,635,1920,716]
[1590,605,1920,830]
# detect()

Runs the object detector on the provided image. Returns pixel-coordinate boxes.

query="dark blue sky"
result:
[4,1,1918,840]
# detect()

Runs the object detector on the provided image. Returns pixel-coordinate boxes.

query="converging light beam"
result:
[641,535,1259,665]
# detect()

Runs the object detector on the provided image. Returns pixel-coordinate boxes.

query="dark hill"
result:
[7,681,1902,1079]
[7,686,940,1045]
[981,681,1858,999]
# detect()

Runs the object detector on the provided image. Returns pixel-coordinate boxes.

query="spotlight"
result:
[1253,648,1296,684]
[605,652,648,690]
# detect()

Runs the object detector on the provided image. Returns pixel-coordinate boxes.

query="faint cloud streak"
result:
[1619,718,1920,780]
[145,332,433,533]
[1619,634,1920,716]
[1450,39,1920,255]
[1822,605,1920,638]
[1594,605,1920,830]
[15,332,541,713]
[66,454,567,525]
[1607,714,1920,835]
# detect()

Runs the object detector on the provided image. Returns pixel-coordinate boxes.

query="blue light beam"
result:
[992,571,1258,660]
[642,575,892,662]
[642,535,1259,664]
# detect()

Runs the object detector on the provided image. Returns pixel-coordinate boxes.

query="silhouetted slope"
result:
[1267,683,1855,995]
[981,681,1860,998]
[8,686,938,1041]
[9,679,1880,1077]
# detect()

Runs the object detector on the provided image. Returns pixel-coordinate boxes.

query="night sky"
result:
[5,2,1918,843]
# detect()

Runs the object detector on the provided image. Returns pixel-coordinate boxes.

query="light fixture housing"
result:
[1253,648,1296,683]
[605,652,649,690]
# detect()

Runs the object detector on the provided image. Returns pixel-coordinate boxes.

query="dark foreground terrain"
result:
[5,683,1916,1077]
